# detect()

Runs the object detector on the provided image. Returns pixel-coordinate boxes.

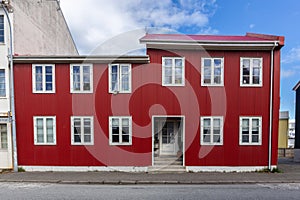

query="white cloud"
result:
[281,69,296,78]
[60,0,217,54]
[282,47,300,63]
[249,24,255,29]
[281,66,300,78]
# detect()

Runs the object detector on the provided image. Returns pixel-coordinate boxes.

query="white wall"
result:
[11,0,78,55]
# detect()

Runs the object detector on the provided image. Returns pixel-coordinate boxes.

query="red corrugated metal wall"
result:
[14,48,280,167]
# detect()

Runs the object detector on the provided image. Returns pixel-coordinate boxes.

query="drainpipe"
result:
[268,41,278,170]
[1,2,18,172]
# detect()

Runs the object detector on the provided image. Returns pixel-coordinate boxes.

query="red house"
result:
[13,33,284,172]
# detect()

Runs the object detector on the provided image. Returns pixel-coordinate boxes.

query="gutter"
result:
[1,2,18,172]
[268,41,278,170]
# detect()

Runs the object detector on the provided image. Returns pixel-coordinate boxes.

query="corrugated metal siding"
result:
[14,48,280,167]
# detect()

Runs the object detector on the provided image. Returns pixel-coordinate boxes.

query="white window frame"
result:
[109,116,132,145]
[70,64,93,93]
[0,69,6,97]
[0,15,4,43]
[33,116,56,145]
[32,64,56,93]
[162,57,185,86]
[0,124,8,149]
[239,116,262,145]
[200,116,223,145]
[240,57,263,87]
[201,57,224,86]
[71,116,94,145]
[108,64,132,93]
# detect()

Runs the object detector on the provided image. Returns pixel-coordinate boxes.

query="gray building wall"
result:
[11,0,78,55]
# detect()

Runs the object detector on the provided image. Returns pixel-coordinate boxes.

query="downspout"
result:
[268,41,278,170]
[1,3,18,172]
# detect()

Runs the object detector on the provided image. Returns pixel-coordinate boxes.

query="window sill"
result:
[34,143,56,146]
[70,91,93,94]
[71,143,94,146]
[109,143,132,146]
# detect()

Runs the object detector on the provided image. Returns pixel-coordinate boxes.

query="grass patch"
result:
[18,167,26,172]
[256,167,282,173]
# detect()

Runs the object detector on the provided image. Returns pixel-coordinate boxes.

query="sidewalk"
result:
[0,158,299,185]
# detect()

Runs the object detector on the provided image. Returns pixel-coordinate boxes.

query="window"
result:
[33,116,56,145]
[0,69,6,97]
[0,15,4,43]
[240,58,263,86]
[71,116,94,145]
[162,57,185,86]
[0,124,7,149]
[108,64,131,93]
[201,58,224,86]
[70,64,93,93]
[32,64,55,93]
[109,116,132,145]
[200,116,223,145]
[239,117,262,145]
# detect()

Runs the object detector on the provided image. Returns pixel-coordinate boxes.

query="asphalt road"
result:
[0,183,300,200]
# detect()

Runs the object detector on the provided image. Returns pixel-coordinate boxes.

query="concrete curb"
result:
[1,179,300,185]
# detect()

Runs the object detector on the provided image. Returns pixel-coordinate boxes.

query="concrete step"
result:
[148,166,186,173]
[154,160,183,165]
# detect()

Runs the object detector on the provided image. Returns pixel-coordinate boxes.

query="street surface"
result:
[0,183,300,199]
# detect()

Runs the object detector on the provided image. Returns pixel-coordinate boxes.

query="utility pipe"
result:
[1,2,18,172]
[268,42,278,170]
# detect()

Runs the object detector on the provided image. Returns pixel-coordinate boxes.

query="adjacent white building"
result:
[0,0,77,169]
[289,119,295,148]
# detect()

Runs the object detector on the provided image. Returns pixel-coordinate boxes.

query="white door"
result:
[159,121,178,155]
[0,123,12,169]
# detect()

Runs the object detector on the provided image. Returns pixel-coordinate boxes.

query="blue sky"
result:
[61,0,300,118]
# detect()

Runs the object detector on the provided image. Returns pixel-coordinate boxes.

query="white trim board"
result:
[186,166,277,172]
[19,166,148,172]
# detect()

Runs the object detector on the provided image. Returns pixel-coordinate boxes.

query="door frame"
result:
[152,115,185,166]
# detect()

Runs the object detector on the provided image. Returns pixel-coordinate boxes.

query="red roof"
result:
[140,33,284,45]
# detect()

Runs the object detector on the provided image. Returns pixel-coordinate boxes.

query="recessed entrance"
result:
[152,116,184,168]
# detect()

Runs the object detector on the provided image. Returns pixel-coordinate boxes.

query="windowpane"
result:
[73,118,81,143]
[175,59,183,67]
[36,118,44,143]
[213,134,220,143]
[73,66,80,91]
[83,66,91,91]
[164,59,172,67]
[0,16,4,43]
[204,59,211,67]
[46,118,54,143]
[35,66,43,91]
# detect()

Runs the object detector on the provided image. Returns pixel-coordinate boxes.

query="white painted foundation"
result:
[186,166,278,172]
[20,166,148,172]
